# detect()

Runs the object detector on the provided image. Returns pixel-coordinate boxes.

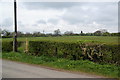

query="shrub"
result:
[29,41,82,60]
[28,41,119,65]
[101,44,120,65]
[28,41,102,61]
[56,42,82,60]
[2,36,12,38]
[2,41,13,52]
[2,41,23,52]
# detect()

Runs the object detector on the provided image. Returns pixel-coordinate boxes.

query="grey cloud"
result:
[93,3,118,26]
[19,2,118,33]
[22,2,81,10]
[22,2,117,10]
[22,2,118,27]
[61,2,118,27]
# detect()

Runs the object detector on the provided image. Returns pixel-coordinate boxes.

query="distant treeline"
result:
[1,29,120,38]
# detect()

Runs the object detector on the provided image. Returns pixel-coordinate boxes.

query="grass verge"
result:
[1,52,119,78]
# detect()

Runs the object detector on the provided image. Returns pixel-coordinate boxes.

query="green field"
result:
[2,36,120,78]
[2,36,119,45]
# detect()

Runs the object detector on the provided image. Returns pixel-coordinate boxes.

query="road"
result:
[2,59,103,78]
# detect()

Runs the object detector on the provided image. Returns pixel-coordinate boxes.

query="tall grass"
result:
[2,52,119,78]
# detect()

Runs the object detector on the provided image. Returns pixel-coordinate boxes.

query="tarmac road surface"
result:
[2,59,103,78]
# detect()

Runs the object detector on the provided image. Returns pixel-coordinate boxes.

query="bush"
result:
[56,42,82,60]
[101,44,120,65]
[2,41,23,52]
[29,41,82,60]
[2,36,12,38]
[28,41,119,65]
[28,41,102,61]
[2,41,13,52]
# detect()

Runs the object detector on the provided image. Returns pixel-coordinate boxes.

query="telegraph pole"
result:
[13,0,17,52]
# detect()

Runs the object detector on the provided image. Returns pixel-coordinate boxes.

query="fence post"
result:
[25,38,28,53]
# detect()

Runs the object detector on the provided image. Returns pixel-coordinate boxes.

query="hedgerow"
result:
[2,41,13,52]
[2,40,119,65]
[28,41,120,65]
[2,41,23,52]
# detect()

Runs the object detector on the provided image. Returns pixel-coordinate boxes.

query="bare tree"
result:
[54,29,61,36]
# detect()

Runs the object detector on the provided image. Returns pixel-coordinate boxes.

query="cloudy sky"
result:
[0,0,119,33]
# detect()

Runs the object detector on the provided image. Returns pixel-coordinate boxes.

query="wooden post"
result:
[25,38,28,53]
[13,0,17,52]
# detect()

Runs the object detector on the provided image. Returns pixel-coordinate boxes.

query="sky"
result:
[0,0,119,33]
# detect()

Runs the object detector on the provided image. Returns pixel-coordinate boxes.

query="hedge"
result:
[2,41,13,52]
[2,40,119,65]
[28,41,120,65]
[101,45,120,65]
[2,41,23,52]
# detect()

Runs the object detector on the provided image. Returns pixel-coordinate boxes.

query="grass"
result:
[2,36,119,45]
[1,52,119,78]
[1,36,119,78]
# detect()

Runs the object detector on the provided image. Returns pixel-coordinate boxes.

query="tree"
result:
[94,29,108,36]
[94,30,102,36]
[64,31,73,36]
[17,31,24,37]
[46,33,53,37]
[25,32,32,37]
[81,31,83,34]
[80,31,84,36]
[111,33,120,36]
[1,29,12,38]
[103,32,110,36]
[33,32,41,37]
[33,31,46,37]
[54,29,61,36]
[86,33,94,36]
[99,29,108,33]
[2,30,11,36]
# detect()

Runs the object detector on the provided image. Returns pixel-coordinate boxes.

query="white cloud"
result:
[0,2,118,33]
